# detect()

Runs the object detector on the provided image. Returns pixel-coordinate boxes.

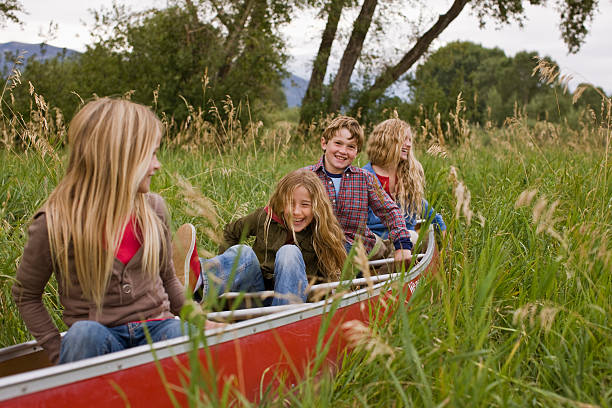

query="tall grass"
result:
[0,69,610,406]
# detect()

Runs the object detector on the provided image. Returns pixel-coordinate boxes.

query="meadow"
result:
[0,89,610,406]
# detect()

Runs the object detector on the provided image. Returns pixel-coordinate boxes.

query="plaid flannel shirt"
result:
[304,156,412,252]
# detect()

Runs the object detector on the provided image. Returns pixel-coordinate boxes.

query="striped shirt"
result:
[304,156,412,252]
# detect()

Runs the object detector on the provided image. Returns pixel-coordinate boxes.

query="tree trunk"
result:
[299,0,345,125]
[217,0,257,80]
[328,0,378,113]
[352,0,468,113]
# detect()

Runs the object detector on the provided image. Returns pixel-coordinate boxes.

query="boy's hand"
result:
[393,249,412,270]
[205,319,227,330]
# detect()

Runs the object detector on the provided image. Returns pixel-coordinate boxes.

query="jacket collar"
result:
[264,206,286,228]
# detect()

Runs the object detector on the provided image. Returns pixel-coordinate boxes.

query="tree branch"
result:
[329,0,378,112]
[353,0,469,112]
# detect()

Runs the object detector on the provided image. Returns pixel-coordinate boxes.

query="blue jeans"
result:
[59,318,189,364]
[271,245,308,306]
[201,244,307,306]
[200,244,265,298]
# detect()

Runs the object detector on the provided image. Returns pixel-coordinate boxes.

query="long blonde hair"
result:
[45,98,165,308]
[265,170,346,281]
[366,118,424,215]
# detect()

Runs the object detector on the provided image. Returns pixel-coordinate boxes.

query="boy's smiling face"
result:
[321,128,358,174]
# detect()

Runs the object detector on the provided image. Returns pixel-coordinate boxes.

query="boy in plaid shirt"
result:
[304,116,412,263]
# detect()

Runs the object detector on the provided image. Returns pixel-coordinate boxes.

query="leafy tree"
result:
[299,0,349,125]
[410,41,507,124]
[299,0,600,124]
[15,0,293,125]
[0,0,24,27]
[407,41,606,129]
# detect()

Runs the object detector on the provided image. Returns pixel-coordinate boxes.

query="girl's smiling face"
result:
[285,186,314,232]
[400,129,412,161]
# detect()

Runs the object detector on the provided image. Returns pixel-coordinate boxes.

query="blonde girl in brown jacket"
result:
[12,98,189,365]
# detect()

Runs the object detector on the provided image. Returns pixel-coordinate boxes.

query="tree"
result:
[16,1,293,124]
[410,41,507,124]
[0,0,24,27]
[408,41,594,127]
[299,0,600,124]
[299,0,348,124]
[328,0,377,112]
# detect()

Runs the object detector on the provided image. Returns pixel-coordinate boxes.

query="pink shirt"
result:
[116,217,142,265]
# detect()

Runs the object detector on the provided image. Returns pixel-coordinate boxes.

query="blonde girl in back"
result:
[363,118,446,247]
[183,169,346,306]
[13,98,190,364]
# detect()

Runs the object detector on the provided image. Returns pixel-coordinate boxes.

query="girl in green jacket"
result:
[178,170,347,306]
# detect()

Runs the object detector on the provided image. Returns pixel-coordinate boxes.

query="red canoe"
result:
[0,227,437,406]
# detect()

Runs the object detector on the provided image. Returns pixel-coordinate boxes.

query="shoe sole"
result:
[172,224,196,288]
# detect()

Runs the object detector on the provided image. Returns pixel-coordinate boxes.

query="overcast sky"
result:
[2,0,610,95]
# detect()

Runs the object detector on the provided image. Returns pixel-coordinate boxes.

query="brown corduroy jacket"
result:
[12,193,184,364]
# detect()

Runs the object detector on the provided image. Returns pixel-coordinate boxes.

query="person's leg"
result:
[59,320,126,364]
[133,319,192,346]
[271,245,308,306]
[369,234,390,260]
[201,244,265,296]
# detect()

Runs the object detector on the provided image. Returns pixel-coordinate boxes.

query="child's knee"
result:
[275,245,305,274]
[230,244,257,261]
[276,244,301,258]
[62,321,109,349]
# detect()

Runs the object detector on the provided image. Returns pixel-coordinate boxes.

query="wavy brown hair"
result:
[265,170,346,281]
[366,118,424,215]
[321,115,365,152]
[45,98,165,308]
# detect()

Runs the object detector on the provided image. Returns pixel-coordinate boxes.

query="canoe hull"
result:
[0,231,436,406]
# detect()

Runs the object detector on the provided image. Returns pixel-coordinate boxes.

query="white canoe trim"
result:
[0,227,435,402]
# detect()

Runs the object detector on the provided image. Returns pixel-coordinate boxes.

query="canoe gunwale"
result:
[0,227,435,402]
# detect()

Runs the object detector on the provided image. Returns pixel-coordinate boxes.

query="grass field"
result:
[1,98,610,406]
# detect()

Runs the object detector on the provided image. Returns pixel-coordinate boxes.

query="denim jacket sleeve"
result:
[422,199,446,231]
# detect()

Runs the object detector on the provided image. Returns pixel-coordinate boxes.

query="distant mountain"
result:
[0,41,307,107]
[0,41,79,72]
[282,74,308,108]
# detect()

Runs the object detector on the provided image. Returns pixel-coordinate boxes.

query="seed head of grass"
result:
[173,174,221,247]
[341,320,395,364]
[515,189,538,208]
[448,166,473,225]
[426,143,448,158]
[512,301,560,333]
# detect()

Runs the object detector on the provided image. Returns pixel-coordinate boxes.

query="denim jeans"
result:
[201,244,307,306]
[200,244,265,298]
[59,318,190,364]
[271,245,308,306]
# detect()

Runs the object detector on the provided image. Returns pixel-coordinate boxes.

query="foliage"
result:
[408,42,549,126]
[354,41,610,135]
[7,1,291,126]
[0,0,24,27]
[299,0,601,123]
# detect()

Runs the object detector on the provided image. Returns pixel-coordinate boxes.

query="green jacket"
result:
[219,207,320,290]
